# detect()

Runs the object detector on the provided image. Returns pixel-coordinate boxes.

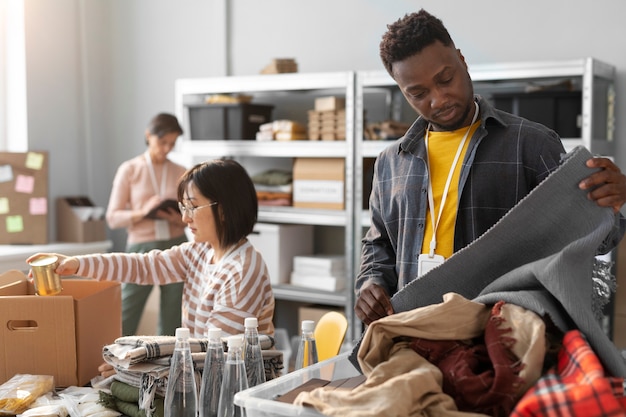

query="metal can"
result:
[29,255,63,296]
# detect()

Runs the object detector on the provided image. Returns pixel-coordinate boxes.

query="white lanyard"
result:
[144,153,168,198]
[424,101,479,257]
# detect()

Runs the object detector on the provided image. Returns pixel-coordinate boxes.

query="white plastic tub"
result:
[234,352,361,417]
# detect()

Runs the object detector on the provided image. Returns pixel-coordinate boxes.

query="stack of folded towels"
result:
[96,334,281,417]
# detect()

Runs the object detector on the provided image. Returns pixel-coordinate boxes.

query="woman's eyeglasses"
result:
[178,201,218,218]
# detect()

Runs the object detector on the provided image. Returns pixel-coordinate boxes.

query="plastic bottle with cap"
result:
[294,320,318,370]
[164,327,198,417]
[243,317,266,387]
[199,327,224,417]
[217,335,248,417]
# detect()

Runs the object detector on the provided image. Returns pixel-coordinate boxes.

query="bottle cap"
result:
[302,320,315,332]
[227,335,243,348]
[175,327,190,339]
[208,327,222,341]
[244,317,258,328]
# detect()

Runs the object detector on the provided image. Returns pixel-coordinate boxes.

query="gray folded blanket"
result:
[350,145,626,377]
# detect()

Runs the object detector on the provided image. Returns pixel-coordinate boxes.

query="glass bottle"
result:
[199,328,225,417]
[217,336,248,417]
[243,317,266,387]
[295,320,318,370]
[164,327,199,417]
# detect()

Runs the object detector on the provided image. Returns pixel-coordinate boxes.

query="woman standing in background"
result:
[106,112,188,336]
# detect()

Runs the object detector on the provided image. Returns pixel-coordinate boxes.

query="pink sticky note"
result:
[14,174,35,193]
[30,197,48,215]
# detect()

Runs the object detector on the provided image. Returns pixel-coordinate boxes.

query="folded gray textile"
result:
[350,145,626,377]
[103,334,274,369]
[103,334,277,417]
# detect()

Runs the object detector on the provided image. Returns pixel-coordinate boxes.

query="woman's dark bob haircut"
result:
[177,158,258,248]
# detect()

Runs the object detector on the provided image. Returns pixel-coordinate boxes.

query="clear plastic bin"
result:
[274,328,292,377]
[234,352,361,417]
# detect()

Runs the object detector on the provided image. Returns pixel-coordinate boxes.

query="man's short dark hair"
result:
[379,9,455,77]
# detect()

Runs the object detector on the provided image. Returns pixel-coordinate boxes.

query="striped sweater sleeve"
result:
[75,244,191,285]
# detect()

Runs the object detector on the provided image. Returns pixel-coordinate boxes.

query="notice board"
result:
[0,151,49,244]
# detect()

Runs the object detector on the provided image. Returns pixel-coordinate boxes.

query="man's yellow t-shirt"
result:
[421,121,480,258]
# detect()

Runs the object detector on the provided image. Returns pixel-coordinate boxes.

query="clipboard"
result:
[144,199,179,220]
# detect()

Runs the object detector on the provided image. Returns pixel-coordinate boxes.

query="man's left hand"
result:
[580,157,626,213]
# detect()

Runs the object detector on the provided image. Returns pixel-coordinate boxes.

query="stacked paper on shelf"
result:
[290,254,346,291]
[256,119,307,141]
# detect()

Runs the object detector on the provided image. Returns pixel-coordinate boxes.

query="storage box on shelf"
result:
[247,223,313,285]
[188,103,274,140]
[291,254,346,291]
[292,158,345,210]
[0,271,121,387]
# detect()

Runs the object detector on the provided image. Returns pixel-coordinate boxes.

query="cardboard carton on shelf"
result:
[57,196,106,243]
[0,270,121,387]
[292,158,345,210]
[314,96,345,112]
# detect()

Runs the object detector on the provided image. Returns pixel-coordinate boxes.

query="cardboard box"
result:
[247,223,313,285]
[314,96,345,112]
[0,270,121,387]
[57,197,107,242]
[293,158,345,210]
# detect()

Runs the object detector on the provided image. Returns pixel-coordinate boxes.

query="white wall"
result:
[18,0,626,249]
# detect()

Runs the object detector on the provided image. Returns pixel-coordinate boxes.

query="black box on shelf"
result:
[492,90,581,138]
[187,103,274,140]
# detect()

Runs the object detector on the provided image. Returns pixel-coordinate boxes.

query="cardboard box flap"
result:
[0,270,29,295]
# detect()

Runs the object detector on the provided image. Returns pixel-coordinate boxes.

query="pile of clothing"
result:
[295,146,626,416]
[95,334,281,417]
[251,169,293,206]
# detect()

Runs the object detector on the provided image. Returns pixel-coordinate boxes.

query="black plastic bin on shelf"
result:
[187,103,274,140]
[492,90,582,138]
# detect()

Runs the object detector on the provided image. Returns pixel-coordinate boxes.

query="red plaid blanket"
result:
[512,330,626,416]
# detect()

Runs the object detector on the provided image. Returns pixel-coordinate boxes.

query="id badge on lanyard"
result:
[417,253,445,277]
[154,219,171,241]
[418,102,478,278]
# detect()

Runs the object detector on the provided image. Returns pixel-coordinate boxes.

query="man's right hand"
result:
[354,284,394,325]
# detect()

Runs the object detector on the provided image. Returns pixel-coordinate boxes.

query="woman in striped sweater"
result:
[28,159,275,340]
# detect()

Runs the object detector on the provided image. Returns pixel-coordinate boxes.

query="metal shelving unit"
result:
[173,58,616,347]
[172,71,359,344]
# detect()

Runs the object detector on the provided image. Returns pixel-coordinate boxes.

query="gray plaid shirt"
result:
[357,95,624,296]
